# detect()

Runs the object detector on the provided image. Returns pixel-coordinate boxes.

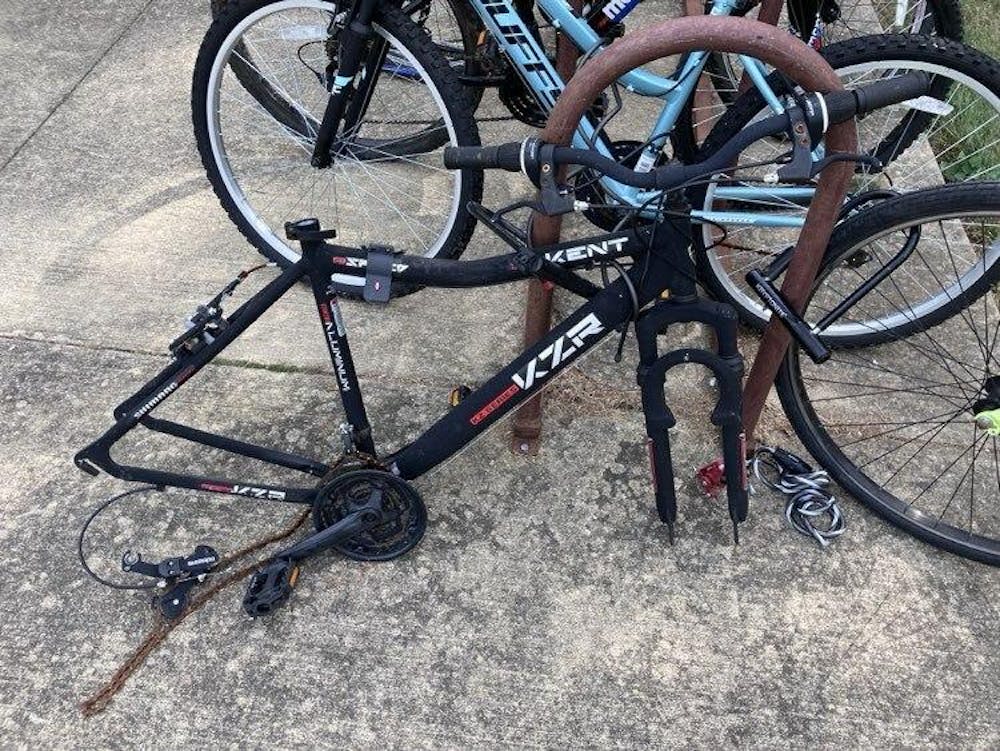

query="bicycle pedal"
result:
[696,458,727,498]
[243,559,300,618]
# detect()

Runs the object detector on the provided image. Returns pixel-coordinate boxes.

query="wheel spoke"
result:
[201,2,471,262]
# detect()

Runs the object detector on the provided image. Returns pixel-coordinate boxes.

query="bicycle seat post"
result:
[284,218,337,266]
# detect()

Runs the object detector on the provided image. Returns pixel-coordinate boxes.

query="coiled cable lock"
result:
[750,446,845,548]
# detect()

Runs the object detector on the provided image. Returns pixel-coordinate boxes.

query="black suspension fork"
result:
[311,0,384,167]
[339,31,392,147]
[635,299,748,543]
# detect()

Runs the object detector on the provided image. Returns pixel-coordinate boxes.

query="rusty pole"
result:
[509,0,582,455]
[523,16,858,443]
[756,0,785,26]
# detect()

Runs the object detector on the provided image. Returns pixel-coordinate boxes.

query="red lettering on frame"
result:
[470,384,521,425]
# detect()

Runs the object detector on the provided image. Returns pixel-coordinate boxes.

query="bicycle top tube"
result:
[536,0,671,96]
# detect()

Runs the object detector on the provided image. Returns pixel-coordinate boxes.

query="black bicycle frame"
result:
[74,222,685,505]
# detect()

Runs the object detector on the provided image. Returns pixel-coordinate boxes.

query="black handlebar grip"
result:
[855,70,932,117]
[443,142,523,171]
[824,70,932,125]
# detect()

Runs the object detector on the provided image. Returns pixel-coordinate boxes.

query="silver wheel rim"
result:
[206,0,464,271]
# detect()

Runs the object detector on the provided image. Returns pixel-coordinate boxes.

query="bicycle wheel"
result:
[209,0,485,113]
[776,184,1000,564]
[701,0,962,111]
[394,0,486,110]
[193,0,483,284]
[692,35,1000,340]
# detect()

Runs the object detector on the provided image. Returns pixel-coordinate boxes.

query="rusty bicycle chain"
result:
[80,452,381,717]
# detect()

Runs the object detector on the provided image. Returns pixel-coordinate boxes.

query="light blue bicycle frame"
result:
[468,0,814,228]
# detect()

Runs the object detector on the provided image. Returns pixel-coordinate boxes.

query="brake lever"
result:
[535,143,579,217]
[774,102,882,182]
[774,148,882,183]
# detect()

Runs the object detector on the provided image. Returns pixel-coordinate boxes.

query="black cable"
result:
[630,196,701,287]
[750,446,846,548]
[78,486,162,590]
[572,128,674,197]
[571,151,796,232]
[297,41,328,85]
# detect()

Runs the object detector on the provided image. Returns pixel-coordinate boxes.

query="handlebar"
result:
[443,71,931,190]
[444,142,524,172]
[823,69,932,123]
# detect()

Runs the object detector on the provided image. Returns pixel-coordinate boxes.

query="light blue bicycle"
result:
[193,0,1000,339]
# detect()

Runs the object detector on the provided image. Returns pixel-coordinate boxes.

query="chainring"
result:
[312,469,427,561]
[499,72,608,129]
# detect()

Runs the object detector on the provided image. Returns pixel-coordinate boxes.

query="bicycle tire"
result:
[398,0,487,110]
[209,0,486,113]
[692,34,1000,338]
[776,184,1000,564]
[807,182,1000,346]
[193,0,483,293]
[703,0,963,106]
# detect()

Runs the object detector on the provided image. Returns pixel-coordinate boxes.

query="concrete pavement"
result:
[1,1,998,748]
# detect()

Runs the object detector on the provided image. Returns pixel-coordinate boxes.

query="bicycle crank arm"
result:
[243,501,385,617]
[280,501,383,563]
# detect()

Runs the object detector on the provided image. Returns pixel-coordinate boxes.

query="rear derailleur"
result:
[121,545,221,620]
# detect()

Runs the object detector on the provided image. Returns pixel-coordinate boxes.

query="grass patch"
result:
[947,0,1000,248]
[959,0,999,59]
[932,0,1000,182]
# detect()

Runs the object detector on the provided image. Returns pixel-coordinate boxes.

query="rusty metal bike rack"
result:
[509,0,581,455]
[509,15,858,449]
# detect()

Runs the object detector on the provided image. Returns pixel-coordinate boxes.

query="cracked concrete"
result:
[1,0,998,748]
